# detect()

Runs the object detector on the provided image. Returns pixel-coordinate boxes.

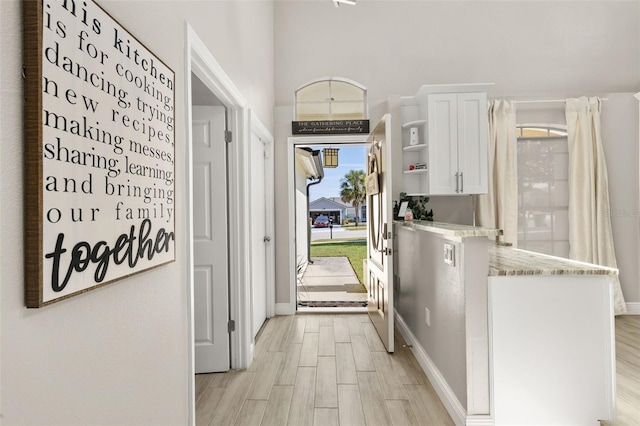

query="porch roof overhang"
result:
[295,148,324,180]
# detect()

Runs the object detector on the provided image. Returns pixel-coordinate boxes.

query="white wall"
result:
[273,1,640,306]
[274,1,639,106]
[0,0,273,423]
[274,106,292,304]
[601,94,640,306]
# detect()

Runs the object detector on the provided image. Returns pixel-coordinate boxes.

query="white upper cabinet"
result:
[401,84,492,196]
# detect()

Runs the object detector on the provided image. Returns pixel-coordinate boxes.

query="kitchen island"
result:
[394,221,616,426]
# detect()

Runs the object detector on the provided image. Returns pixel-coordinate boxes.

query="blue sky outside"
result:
[309,145,367,201]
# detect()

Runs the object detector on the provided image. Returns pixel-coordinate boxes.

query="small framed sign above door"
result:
[292,120,370,135]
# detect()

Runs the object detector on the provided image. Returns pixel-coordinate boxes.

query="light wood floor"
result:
[601,315,640,426]
[196,314,640,426]
[195,313,454,426]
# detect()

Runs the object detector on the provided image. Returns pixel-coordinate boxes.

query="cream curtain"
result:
[476,100,518,245]
[566,97,627,315]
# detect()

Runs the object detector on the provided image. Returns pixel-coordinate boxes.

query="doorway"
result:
[186,23,276,425]
[249,126,275,341]
[191,89,230,373]
[288,136,370,312]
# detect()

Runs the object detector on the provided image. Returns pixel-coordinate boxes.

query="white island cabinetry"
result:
[488,246,616,426]
[394,221,616,425]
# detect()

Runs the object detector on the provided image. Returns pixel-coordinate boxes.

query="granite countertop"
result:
[488,243,619,277]
[396,220,500,237]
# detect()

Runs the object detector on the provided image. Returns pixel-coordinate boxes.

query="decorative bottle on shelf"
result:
[404,209,414,221]
[409,127,419,146]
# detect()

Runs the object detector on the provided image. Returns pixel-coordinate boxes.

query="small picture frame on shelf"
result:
[396,201,409,220]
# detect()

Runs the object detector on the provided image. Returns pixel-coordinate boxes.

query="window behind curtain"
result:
[517,126,570,258]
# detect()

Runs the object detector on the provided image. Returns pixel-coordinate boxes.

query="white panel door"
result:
[250,130,267,339]
[427,93,458,195]
[457,92,488,194]
[366,115,395,353]
[193,106,229,373]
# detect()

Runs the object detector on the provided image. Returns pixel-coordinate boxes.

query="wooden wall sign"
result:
[23,0,176,307]
[292,120,370,135]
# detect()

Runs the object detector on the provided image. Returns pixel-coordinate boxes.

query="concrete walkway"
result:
[298,256,367,307]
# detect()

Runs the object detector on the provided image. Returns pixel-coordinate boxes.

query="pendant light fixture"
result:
[323,148,339,168]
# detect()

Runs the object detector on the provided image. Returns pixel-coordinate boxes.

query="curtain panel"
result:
[476,100,518,245]
[566,97,627,315]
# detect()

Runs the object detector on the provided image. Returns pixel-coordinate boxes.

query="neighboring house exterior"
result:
[327,197,367,223]
[310,197,367,224]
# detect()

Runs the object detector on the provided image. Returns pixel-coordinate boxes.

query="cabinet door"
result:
[457,92,488,194]
[427,93,458,194]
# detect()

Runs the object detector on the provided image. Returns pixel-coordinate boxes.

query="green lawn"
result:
[343,225,367,231]
[310,241,367,284]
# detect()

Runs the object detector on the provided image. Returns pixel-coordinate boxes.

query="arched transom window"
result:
[295,78,368,121]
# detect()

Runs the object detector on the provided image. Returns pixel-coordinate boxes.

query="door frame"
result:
[184,23,275,425]
[284,135,369,315]
[249,111,276,323]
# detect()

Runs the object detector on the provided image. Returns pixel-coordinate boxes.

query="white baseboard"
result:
[394,311,467,426]
[625,302,640,315]
[248,342,255,369]
[395,311,494,426]
[275,302,295,316]
[465,415,494,425]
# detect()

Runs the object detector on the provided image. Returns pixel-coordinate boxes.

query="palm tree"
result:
[340,170,366,226]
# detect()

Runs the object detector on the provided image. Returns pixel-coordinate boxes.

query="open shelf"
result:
[401,119,427,129]
[403,144,427,152]
[403,169,428,175]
